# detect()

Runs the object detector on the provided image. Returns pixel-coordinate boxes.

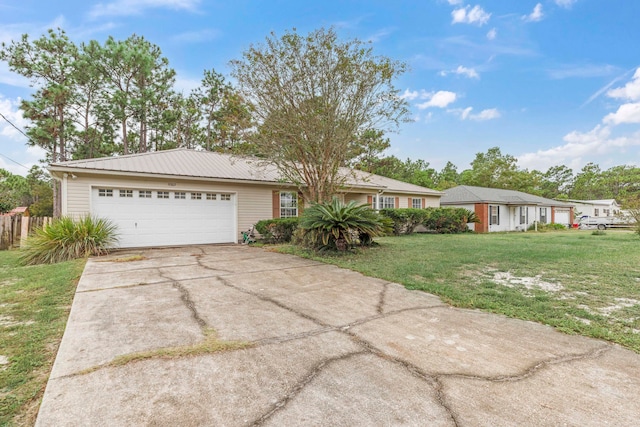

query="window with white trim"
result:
[191,192,202,200]
[594,208,599,216]
[98,189,113,197]
[280,192,298,218]
[519,206,527,224]
[371,196,395,209]
[220,194,231,201]
[157,191,169,199]
[540,207,548,224]
[206,193,217,200]
[119,189,133,198]
[174,192,186,199]
[412,198,422,209]
[489,205,500,225]
[139,190,152,198]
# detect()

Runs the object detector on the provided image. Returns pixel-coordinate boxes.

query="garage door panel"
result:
[91,188,236,248]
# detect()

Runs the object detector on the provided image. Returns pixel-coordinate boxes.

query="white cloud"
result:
[486,28,497,40]
[0,63,31,88]
[366,27,395,43]
[0,95,43,176]
[554,0,577,8]
[173,74,202,94]
[449,106,500,121]
[416,91,458,109]
[603,103,640,125]
[518,125,640,170]
[522,67,640,171]
[473,108,501,120]
[440,66,479,79]
[455,65,479,79]
[88,0,200,19]
[600,68,640,125]
[451,5,491,26]
[607,67,640,101]
[447,0,463,5]
[0,96,28,141]
[523,3,544,22]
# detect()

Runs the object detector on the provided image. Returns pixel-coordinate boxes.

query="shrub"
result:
[298,198,391,251]
[254,217,300,243]
[379,208,430,235]
[19,216,118,265]
[423,207,478,234]
[527,222,567,232]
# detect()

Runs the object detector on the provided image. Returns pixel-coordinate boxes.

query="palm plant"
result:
[298,198,390,251]
[20,216,118,265]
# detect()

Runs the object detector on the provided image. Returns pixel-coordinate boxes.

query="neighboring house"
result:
[564,199,622,218]
[48,149,442,248]
[441,185,574,233]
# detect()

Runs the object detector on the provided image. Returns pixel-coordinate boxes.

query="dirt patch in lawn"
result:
[488,270,564,292]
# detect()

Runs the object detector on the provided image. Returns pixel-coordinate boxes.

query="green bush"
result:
[19,216,118,265]
[255,217,300,243]
[423,207,478,234]
[527,222,568,231]
[298,198,391,251]
[379,208,430,235]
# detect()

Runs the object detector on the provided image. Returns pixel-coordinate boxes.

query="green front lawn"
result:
[280,230,640,352]
[0,251,85,426]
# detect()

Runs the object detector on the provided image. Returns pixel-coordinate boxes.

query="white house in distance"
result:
[564,199,622,218]
[440,185,574,233]
[48,149,442,248]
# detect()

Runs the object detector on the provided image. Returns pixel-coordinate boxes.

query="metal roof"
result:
[49,149,443,196]
[441,185,573,207]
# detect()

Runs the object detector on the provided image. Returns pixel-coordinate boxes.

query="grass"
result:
[278,230,640,352]
[0,250,85,427]
[79,328,251,375]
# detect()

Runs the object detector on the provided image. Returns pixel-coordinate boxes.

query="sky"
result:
[1,0,640,177]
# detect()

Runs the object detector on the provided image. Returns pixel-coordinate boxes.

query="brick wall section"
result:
[570,207,574,224]
[475,203,489,233]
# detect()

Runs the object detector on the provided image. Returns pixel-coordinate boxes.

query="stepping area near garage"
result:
[37,245,640,426]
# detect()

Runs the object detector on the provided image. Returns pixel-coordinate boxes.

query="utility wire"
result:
[0,111,32,170]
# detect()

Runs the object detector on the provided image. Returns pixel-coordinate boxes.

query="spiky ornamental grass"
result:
[298,198,391,251]
[19,216,118,265]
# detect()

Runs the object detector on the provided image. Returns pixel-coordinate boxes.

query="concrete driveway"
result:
[37,245,640,426]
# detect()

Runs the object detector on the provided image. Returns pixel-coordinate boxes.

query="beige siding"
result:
[424,195,440,208]
[344,193,369,205]
[64,174,288,240]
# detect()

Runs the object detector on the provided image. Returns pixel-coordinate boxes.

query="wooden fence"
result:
[0,216,53,250]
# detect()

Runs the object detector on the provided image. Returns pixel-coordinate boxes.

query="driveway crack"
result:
[159,272,207,329]
[440,344,613,383]
[249,351,368,426]
[377,282,389,314]
[216,276,331,329]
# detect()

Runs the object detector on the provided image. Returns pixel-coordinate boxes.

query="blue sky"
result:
[1,0,639,177]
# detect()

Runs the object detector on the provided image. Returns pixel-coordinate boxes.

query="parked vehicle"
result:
[577,215,635,230]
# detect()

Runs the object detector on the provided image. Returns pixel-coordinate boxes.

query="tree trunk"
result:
[122,118,128,154]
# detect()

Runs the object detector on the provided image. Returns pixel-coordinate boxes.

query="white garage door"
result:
[554,208,571,227]
[91,187,236,248]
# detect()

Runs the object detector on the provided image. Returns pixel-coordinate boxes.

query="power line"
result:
[0,152,29,170]
[0,112,32,170]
